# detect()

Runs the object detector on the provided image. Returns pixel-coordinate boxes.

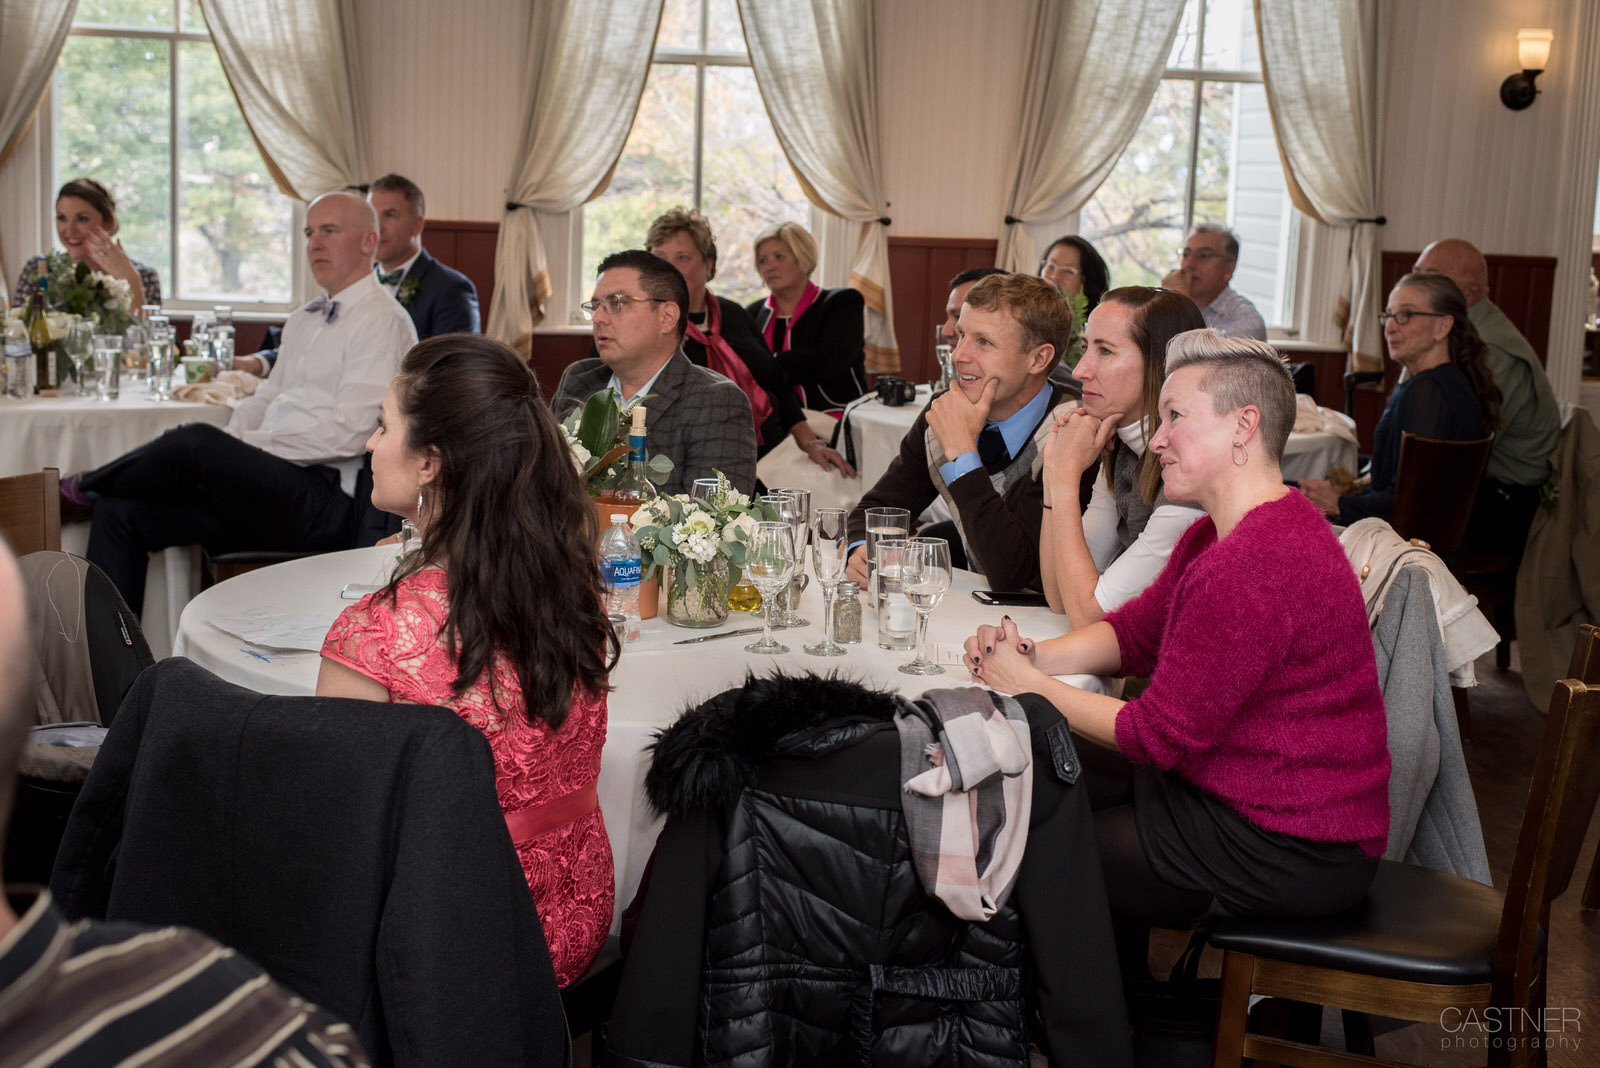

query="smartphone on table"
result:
[971,589,1050,607]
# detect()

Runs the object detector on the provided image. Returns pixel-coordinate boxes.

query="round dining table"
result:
[172,544,1104,927]
[2,388,234,657]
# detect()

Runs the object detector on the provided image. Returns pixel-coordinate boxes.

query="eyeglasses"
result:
[1179,247,1225,263]
[580,294,664,319]
[1376,310,1449,327]
[1041,263,1082,278]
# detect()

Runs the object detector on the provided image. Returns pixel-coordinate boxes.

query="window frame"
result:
[48,9,303,318]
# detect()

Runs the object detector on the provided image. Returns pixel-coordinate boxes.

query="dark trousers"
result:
[81,423,355,609]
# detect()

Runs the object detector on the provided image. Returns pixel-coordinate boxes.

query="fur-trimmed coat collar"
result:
[644,673,901,820]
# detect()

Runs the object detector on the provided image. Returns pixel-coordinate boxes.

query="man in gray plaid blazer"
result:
[553,250,757,496]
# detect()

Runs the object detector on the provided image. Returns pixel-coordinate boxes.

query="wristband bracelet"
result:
[802,439,827,452]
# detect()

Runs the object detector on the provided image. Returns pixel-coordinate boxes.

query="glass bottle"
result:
[832,579,862,644]
[610,405,658,501]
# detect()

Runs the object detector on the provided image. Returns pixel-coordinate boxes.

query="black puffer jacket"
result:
[603,674,1133,1068]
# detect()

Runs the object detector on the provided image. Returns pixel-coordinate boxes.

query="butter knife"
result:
[672,626,767,645]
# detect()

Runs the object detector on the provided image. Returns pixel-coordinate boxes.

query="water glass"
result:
[212,323,235,372]
[691,478,720,502]
[898,537,952,676]
[874,538,917,650]
[863,506,911,599]
[64,321,94,397]
[146,316,173,402]
[768,487,811,628]
[92,333,122,400]
[744,521,796,655]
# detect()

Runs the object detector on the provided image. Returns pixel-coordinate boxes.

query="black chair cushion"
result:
[1207,860,1508,986]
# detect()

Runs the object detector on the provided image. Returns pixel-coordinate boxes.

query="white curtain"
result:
[996,0,1187,274]
[0,0,79,271]
[737,0,897,373]
[1256,0,1384,371]
[486,0,662,342]
[200,0,370,201]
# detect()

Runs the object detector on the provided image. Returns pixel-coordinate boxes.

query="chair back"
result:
[1390,434,1492,556]
[0,468,62,554]
[1491,672,1600,1012]
[1567,623,1600,683]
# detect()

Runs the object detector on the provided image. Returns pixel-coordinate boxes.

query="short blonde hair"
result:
[753,222,818,278]
[1164,329,1295,461]
[646,206,717,280]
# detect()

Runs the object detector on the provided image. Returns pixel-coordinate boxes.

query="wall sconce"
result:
[1500,28,1552,110]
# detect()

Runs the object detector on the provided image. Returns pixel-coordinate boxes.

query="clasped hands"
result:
[962,615,1043,695]
[1042,405,1121,494]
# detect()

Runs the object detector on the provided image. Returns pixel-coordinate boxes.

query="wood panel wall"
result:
[886,237,1000,383]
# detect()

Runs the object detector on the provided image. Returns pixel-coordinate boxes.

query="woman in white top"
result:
[1040,287,1207,628]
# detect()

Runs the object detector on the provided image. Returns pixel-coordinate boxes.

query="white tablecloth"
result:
[172,546,1101,926]
[754,388,1357,521]
[1,390,233,658]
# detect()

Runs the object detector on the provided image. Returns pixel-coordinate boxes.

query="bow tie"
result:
[376,268,405,286]
[305,295,340,323]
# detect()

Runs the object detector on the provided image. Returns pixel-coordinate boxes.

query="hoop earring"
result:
[1232,440,1248,467]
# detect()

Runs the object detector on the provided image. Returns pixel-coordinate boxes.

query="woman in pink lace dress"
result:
[316,335,620,986]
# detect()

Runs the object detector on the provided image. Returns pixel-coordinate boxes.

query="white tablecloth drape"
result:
[173,545,1104,927]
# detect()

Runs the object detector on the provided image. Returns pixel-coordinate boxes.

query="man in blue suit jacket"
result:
[369,173,479,337]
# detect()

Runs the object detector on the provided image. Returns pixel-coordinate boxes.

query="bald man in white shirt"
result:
[71,191,417,609]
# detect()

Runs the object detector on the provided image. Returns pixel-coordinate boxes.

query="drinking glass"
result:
[874,538,917,650]
[769,487,811,627]
[898,537,952,676]
[691,478,720,502]
[803,508,850,657]
[863,506,911,599]
[146,316,173,402]
[743,521,796,654]
[64,320,94,396]
[127,304,161,381]
[91,333,122,400]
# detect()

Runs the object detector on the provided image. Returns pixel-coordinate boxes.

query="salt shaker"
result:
[832,580,862,644]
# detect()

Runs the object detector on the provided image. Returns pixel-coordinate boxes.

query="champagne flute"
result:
[770,487,811,627]
[803,507,849,657]
[743,521,796,654]
[898,537,952,675]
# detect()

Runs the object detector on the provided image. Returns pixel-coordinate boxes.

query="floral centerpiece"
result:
[628,472,771,627]
[560,387,673,496]
[31,251,136,334]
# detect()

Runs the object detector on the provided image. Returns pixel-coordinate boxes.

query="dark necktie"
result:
[304,295,340,323]
[377,267,404,285]
[977,425,1009,469]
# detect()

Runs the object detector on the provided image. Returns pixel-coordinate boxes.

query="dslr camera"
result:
[874,375,917,407]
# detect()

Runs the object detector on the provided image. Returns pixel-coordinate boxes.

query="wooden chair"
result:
[1560,624,1600,909]
[1208,652,1600,1066]
[0,468,62,555]
[1390,433,1493,558]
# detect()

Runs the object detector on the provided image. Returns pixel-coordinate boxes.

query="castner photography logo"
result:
[1440,1005,1582,1052]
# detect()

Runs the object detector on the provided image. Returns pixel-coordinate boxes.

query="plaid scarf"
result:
[895,687,1033,922]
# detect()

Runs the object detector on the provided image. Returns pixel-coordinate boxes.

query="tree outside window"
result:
[1082,0,1296,327]
[580,0,811,309]
[54,0,295,306]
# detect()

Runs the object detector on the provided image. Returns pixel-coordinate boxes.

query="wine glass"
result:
[64,320,94,397]
[898,537,952,675]
[691,478,720,503]
[803,508,849,657]
[769,487,811,627]
[743,521,796,654]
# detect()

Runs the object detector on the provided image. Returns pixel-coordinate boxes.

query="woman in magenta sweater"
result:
[965,330,1389,931]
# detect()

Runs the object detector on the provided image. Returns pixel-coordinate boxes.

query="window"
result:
[1082,0,1296,328]
[53,0,296,308]
[579,0,810,313]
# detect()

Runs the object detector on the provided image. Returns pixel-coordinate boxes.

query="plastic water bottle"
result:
[3,317,29,398]
[598,513,642,643]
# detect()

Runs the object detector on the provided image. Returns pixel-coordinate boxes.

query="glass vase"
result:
[666,556,731,628]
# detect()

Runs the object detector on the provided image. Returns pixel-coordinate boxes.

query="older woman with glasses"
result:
[1300,273,1501,524]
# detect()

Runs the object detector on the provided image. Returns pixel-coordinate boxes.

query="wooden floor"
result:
[1154,649,1600,1066]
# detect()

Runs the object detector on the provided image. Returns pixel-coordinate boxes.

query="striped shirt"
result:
[0,892,368,1067]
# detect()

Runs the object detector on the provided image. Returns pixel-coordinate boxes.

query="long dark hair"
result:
[1393,273,1502,433]
[1041,235,1111,310]
[385,334,618,730]
[1097,286,1206,504]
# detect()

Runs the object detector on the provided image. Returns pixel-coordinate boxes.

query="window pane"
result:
[54,35,173,287]
[176,42,292,302]
[74,0,172,29]
[704,0,746,54]
[1167,0,1199,69]
[1201,0,1258,73]
[582,65,696,287]
[1082,80,1194,289]
[182,0,206,32]
[700,65,806,305]
[658,0,700,50]
[1205,81,1291,324]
